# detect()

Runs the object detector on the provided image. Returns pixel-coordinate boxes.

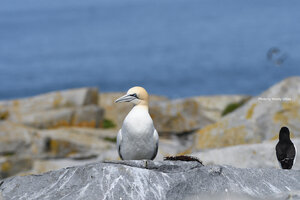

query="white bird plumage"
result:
[115,86,159,160]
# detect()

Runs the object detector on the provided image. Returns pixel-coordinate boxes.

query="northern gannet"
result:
[276,127,297,169]
[115,86,159,160]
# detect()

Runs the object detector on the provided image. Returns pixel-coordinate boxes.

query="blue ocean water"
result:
[0,0,299,100]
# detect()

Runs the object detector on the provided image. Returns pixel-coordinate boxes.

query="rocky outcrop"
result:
[0,156,33,179]
[1,161,300,200]
[0,121,35,156]
[150,95,249,134]
[195,77,300,149]
[0,121,118,178]
[0,77,299,182]
[192,138,300,169]
[100,92,248,133]
[0,88,98,112]
[0,122,36,179]
[0,88,102,129]
[33,127,115,159]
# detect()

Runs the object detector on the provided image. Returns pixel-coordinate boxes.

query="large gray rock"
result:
[1,161,300,200]
[194,76,300,150]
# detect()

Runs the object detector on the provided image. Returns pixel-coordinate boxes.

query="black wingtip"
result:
[164,155,203,165]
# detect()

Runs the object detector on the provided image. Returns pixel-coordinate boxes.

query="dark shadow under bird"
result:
[276,127,297,169]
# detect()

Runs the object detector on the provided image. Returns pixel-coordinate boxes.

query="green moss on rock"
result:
[102,119,116,129]
[222,98,250,116]
[103,137,117,143]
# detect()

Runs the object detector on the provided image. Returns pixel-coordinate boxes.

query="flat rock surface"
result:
[1,161,300,200]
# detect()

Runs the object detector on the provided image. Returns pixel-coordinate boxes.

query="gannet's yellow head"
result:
[115,86,149,106]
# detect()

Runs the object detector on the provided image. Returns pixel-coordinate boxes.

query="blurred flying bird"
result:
[267,47,288,66]
[115,86,159,160]
[267,47,280,60]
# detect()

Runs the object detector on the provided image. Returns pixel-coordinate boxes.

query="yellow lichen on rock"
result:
[196,122,260,150]
[0,110,9,120]
[1,161,12,172]
[273,100,300,127]
[273,111,289,126]
[53,93,63,108]
[73,120,96,128]
[48,139,78,156]
[246,103,257,119]
[51,120,70,129]
[271,131,295,141]
[12,100,19,108]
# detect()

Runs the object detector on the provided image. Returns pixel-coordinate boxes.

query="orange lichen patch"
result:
[73,121,96,128]
[0,110,9,120]
[246,103,257,119]
[49,139,59,154]
[49,119,97,129]
[48,139,78,156]
[1,161,12,172]
[196,124,259,150]
[50,120,70,129]
[53,93,63,108]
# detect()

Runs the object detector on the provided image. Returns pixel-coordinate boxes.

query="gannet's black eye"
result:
[130,93,138,98]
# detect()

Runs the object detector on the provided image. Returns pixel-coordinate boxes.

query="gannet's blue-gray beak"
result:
[115,94,136,103]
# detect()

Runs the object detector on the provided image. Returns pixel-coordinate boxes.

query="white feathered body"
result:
[117,106,158,160]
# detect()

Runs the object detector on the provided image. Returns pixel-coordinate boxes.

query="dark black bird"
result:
[276,127,297,169]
